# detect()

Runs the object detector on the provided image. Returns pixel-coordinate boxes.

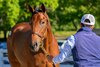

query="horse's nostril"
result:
[33,42,38,47]
[30,45,34,49]
[30,42,38,49]
[30,42,39,52]
[35,42,38,47]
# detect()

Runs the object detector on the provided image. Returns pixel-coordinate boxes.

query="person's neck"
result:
[82,26,94,30]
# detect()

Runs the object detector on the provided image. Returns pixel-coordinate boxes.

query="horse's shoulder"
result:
[14,22,30,27]
[11,22,31,34]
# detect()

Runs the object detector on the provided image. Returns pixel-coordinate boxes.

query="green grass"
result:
[54,31,76,40]
[0,31,76,40]
[0,31,10,39]
[0,31,4,38]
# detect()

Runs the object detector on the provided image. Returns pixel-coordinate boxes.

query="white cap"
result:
[81,14,95,25]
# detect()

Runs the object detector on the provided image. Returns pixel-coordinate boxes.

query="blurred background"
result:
[0,0,100,67]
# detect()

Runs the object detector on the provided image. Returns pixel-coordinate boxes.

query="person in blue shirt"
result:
[48,14,100,67]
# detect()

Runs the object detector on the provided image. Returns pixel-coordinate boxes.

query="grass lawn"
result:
[0,31,4,38]
[0,31,76,40]
[54,31,76,40]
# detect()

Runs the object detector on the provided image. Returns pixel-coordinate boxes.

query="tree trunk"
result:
[3,30,7,41]
[72,21,77,30]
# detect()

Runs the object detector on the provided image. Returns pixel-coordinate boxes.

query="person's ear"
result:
[91,25,94,29]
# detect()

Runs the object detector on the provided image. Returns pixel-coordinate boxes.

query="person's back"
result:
[72,27,100,67]
[47,14,100,67]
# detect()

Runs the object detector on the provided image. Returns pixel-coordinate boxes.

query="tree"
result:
[54,0,100,31]
[1,0,100,40]
[18,0,59,23]
[0,0,20,39]
[0,0,59,39]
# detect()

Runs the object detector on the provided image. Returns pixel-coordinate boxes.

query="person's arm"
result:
[52,35,75,64]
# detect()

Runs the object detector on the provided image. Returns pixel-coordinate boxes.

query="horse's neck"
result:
[44,30,55,52]
[44,21,58,54]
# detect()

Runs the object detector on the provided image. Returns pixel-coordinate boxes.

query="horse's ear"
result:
[34,5,36,10]
[28,5,34,13]
[40,3,46,12]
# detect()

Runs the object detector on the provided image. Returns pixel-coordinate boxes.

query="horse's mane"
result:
[45,13,54,44]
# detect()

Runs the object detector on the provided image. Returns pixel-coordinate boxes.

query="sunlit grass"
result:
[0,31,10,38]
[0,31,76,40]
[54,31,76,40]
[0,31,4,38]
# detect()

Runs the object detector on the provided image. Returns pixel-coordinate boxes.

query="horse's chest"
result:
[33,53,47,67]
[34,60,46,67]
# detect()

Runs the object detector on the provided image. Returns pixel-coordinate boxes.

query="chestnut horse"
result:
[7,4,59,67]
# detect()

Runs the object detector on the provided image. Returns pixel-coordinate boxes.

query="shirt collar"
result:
[78,27,92,32]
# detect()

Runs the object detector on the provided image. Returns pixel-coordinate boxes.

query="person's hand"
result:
[47,55,54,63]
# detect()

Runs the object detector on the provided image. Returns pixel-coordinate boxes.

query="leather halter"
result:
[32,32,43,39]
[32,24,47,40]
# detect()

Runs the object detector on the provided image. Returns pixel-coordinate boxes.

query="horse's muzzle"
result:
[30,42,40,52]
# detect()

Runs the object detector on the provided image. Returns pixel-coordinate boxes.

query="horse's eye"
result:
[41,21,45,24]
[40,21,45,25]
[40,20,46,26]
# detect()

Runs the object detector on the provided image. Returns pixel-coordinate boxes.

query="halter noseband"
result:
[32,32,43,39]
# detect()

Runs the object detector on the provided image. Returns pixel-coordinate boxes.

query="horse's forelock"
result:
[32,8,43,15]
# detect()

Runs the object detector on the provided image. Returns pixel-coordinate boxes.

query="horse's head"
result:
[28,4,49,52]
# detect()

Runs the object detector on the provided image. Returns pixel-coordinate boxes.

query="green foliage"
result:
[0,0,20,30]
[18,0,59,23]
[0,0,100,32]
[52,0,100,31]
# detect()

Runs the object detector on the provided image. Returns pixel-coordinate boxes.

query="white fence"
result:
[0,42,10,67]
[0,41,73,67]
